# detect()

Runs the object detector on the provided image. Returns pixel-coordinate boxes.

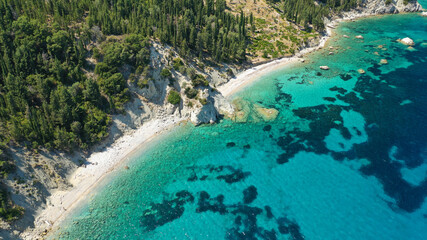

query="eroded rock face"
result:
[188,89,218,125]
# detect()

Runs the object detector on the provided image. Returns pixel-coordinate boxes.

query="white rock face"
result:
[422,12,427,16]
[399,37,415,46]
[189,89,218,125]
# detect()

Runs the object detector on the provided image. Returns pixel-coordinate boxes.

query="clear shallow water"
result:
[53,14,427,240]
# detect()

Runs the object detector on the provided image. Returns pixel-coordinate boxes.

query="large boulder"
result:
[398,37,415,46]
[320,66,330,70]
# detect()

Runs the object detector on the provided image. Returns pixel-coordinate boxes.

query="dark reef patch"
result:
[272,50,427,212]
[277,217,305,240]
[216,167,250,184]
[186,165,251,184]
[339,73,352,81]
[263,125,272,132]
[329,86,347,94]
[227,142,236,147]
[264,206,274,219]
[323,97,336,102]
[140,190,194,231]
[196,191,227,214]
[277,153,289,164]
[243,186,258,204]
[339,126,352,140]
[187,172,198,182]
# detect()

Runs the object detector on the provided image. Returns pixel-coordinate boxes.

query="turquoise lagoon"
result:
[53,14,427,240]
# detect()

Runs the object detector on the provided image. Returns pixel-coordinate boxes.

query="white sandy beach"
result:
[218,35,330,97]
[24,11,373,239]
[24,116,186,239]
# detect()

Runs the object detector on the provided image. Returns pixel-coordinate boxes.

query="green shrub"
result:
[0,188,24,222]
[173,58,184,70]
[160,68,172,78]
[262,51,269,59]
[167,90,181,105]
[385,0,392,4]
[199,98,208,105]
[138,78,152,88]
[185,87,198,99]
[92,47,101,60]
[226,69,235,77]
[191,74,209,87]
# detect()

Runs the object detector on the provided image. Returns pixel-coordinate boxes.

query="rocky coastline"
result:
[0,0,422,239]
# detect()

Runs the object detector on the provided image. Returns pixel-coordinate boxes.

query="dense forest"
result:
[0,0,250,153]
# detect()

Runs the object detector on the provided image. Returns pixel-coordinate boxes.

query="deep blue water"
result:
[52,14,427,239]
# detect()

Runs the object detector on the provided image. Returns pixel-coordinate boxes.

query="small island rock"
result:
[358,69,366,74]
[355,35,364,39]
[380,59,388,64]
[398,37,415,46]
[320,66,329,70]
[253,104,279,122]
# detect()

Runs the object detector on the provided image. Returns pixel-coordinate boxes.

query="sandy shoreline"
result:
[23,10,400,239]
[24,116,186,239]
[217,35,329,97]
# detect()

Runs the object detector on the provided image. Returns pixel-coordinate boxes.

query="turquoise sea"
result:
[53,13,427,240]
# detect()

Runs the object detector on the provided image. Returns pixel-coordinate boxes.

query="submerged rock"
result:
[343,35,350,38]
[398,37,415,46]
[253,104,279,122]
[230,99,250,123]
[319,66,330,70]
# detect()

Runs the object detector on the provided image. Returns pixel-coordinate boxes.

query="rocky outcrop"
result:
[398,37,415,45]
[361,0,421,14]
[189,89,217,125]
[253,104,279,122]
[320,66,330,70]
[325,0,422,28]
